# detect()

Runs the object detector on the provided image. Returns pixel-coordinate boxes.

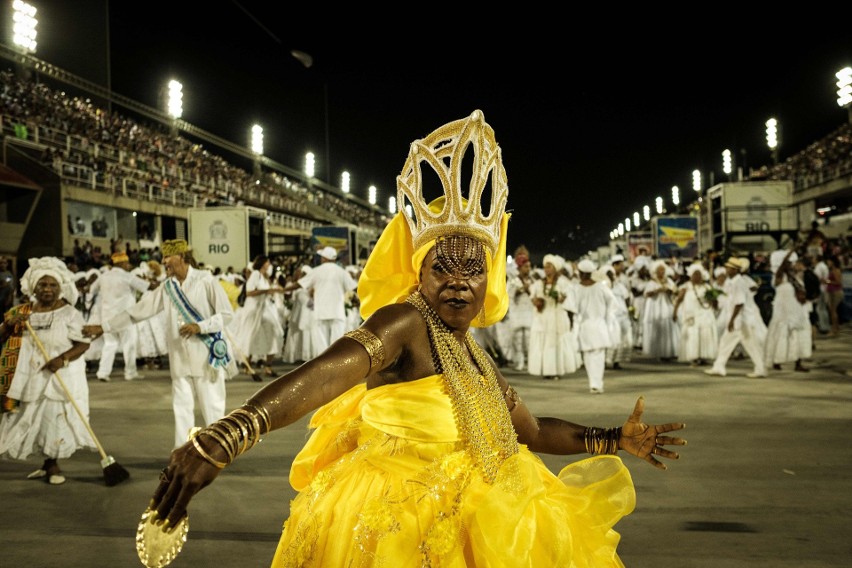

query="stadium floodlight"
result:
[692,170,701,193]
[388,195,397,214]
[766,118,779,164]
[672,186,680,206]
[341,171,351,194]
[167,80,183,119]
[250,124,263,155]
[11,0,37,53]
[643,205,650,221]
[305,152,315,178]
[368,185,377,205]
[633,211,640,228]
[837,67,852,123]
[655,196,664,214]
[722,149,732,175]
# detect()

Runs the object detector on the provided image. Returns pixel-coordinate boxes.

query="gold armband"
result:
[504,384,521,412]
[343,328,385,371]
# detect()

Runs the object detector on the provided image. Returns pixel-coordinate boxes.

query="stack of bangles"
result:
[191,403,271,468]
[584,426,622,455]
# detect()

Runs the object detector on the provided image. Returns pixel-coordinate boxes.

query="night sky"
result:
[17,2,852,260]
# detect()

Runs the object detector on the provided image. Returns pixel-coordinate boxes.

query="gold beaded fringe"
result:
[407,291,518,483]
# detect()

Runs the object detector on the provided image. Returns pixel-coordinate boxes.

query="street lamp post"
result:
[291,50,331,183]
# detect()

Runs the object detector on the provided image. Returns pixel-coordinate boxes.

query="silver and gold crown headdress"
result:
[397,110,508,257]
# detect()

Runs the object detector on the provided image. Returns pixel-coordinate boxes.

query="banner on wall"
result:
[626,232,653,262]
[653,216,699,260]
[188,208,250,272]
[310,226,351,263]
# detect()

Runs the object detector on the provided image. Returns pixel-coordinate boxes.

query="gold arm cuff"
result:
[504,384,521,412]
[343,328,386,371]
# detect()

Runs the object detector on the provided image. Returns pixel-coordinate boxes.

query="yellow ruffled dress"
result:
[272,375,636,567]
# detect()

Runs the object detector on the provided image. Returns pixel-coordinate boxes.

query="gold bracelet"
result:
[203,428,235,464]
[343,328,385,371]
[243,402,271,435]
[191,434,227,469]
[584,427,622,455]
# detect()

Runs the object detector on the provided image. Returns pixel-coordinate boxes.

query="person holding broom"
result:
[0,257,95,485]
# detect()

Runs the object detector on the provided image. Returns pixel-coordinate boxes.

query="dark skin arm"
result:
[672,287,687,321]
[41,340,90,374]
[150,303,424,527]
[489,357,686,468]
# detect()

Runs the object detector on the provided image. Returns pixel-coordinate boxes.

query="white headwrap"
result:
[20,256,78,306]
[543,254,564,272]
[687,262,709,280]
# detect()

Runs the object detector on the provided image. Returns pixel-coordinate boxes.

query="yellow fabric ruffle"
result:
[273,376,636,567]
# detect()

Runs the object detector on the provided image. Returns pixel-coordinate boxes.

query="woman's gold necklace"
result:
[407,291,518,484]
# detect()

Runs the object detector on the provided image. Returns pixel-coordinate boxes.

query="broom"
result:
[25,320,130,486]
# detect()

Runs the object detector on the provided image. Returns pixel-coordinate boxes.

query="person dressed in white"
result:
[80,268,104,366]
[0,257,96,485]
[642,260,679,361]
[290,246,357,354]
[673,263,718,367]
[282,265,318,364]
[705,257,768,378]
[574,259,615,394]
[528,254,578,380]
[83,239,238,448]
[602,260,633,370]
[95,252,153,381]
[231,255,284,378]
[281,264,318,363]
[506,251,535,371]
[134,260,168,370]
[764,249,812,373]
[628,260,651,349]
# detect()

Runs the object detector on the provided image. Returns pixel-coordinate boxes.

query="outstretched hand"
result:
[149,437,223,529]
[619,396,687,470]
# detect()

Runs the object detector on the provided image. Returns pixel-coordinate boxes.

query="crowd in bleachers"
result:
[0,69,389,232]
[748,122,852,191]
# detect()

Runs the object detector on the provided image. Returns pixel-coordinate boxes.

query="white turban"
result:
[543,254,564,272]
[20,256,78,306]
[577,259,597,274]
[687,262,709,280]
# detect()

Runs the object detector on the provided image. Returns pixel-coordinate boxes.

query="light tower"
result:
[836,66,852,124]
[766,118,779,165]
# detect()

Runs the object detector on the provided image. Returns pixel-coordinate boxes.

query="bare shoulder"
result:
[361,301,423,340]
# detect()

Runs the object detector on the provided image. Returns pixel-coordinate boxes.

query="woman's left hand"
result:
[42,356,65,374]
[619,396,687,470]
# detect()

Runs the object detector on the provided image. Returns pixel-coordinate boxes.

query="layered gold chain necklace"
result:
[407,291,518,483]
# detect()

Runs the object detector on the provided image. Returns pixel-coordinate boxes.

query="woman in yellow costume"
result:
[147,110,687,567]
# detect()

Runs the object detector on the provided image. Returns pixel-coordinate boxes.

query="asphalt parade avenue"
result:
[2,326,851,568]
